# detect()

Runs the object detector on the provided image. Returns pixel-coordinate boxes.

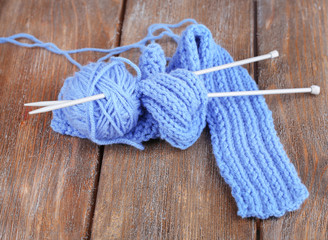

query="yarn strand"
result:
[0,19,197,69]
[0,33,84,69]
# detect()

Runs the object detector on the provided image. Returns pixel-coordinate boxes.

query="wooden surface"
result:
[0,0,327,239]
[257,0,328,239]
[0,0,125,239]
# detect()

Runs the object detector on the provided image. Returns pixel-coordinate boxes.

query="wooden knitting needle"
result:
[27,85,320,115]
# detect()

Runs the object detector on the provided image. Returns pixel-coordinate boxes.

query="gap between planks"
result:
[86,0,263,239]
[253,1,262,240]
[85,0,129,238]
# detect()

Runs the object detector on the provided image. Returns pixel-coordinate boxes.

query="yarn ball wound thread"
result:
[51,59,141,146]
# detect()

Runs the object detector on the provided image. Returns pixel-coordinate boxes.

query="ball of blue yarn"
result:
[52,59,141,144]
[139,69,208,149]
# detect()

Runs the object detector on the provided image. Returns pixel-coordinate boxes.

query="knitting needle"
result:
[207,85,320,98]
[193,50,279,75]
[27,85,320,115]
[27,93,106,114]
[25,50,279,109]
[25,100,71,106]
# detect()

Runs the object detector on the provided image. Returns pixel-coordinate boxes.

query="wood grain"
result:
[1,0,327,239]
[91,0,257,239]
[0,0,124,239]
[257,0,328,239]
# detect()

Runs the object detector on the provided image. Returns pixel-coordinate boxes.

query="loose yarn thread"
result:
[0,19,309,219]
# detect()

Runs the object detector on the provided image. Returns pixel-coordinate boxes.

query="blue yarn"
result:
[51,58,143,147]
[167,24,309,219]
[0,33,84,68]
[139,68,207,149]
[0,32,169,69]
[138,43,166,79]
[0,19,195,68]
[0,19,309,219]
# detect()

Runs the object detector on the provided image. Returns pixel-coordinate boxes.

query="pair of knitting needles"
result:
[25,50,320,115]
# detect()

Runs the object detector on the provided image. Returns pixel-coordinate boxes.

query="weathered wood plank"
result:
[257,0,328,239]
[0,0,124,239]
[92,0,257,239]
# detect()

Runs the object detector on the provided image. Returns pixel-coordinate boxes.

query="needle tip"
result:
[310,85,320,95]
[270,50,279,58]
[28,109,42,115]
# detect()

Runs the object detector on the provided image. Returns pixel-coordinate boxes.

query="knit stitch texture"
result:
[167,24,309,218]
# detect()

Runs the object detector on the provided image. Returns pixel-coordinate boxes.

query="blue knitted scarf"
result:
[0,19,309,219]
[167,24,309,218]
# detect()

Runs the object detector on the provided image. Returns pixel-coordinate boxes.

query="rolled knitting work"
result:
[0,19,309,219]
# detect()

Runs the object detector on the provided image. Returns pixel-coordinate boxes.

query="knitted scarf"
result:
[167,24,309,218]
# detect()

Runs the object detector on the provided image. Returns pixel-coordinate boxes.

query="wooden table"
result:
[0,0,327,239]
